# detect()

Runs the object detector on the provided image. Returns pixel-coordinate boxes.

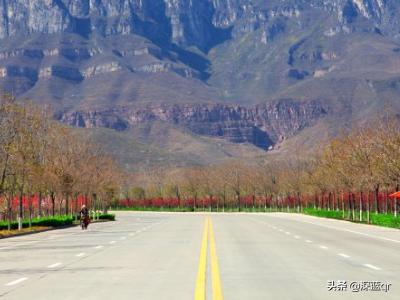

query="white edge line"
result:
[76,252,85,257]
[5,277,28,286]
[291,219,400,244]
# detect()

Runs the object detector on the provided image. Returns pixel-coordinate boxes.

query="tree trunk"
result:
[297,192,301,213]
[51,192,55,216]
[264,194,267,212]
[65,193,69,215]
[28,193,33,228]
[359,192,363,222]
[38,191,42,218]
[7,193,12,231]
[18,191,23,230]
[375,185,380,214]
[341,192,345,218]
[222,192,226,212]
[366,192,370,224]
[385,192,388,214]
[0,154,9,195]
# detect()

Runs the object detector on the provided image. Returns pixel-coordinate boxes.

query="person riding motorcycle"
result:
[80,205,90,230]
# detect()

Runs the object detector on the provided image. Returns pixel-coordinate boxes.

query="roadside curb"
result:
[0,219,116,239]
[0,224,78,240]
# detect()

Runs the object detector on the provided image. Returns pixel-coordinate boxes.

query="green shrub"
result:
[370,213,400,228]
[303,208,344,219]
[98,213,115,221]
[0,215,73,230]
[302,208,400,229]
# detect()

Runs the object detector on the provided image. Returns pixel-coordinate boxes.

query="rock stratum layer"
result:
[58,99,328,149]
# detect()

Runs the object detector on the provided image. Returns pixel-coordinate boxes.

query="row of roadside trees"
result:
[121,116,400,223]
[0,94,122,230]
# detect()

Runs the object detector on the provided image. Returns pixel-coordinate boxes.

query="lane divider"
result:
[194,217,224,300]
[47,262,62,269]
[338,253,350,258]
[364,263,381,271]
[5,277,28,286]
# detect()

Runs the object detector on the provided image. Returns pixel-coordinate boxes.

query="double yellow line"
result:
[194,217,223,300]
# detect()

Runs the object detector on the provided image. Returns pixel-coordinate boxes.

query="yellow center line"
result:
[209,218,224,300]
[194,217,224,300]
[194,217,209,300]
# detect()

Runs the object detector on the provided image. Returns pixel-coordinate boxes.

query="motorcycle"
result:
[81,215,90,230]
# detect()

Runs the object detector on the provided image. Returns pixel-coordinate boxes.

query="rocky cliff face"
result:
[1,0,399,102]
[58,99,328,149]
[1,1,399,45]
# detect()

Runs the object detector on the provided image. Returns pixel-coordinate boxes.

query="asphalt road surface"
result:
[1,212,399,300]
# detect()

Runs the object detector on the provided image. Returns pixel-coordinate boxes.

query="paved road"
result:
[0,212,399,299]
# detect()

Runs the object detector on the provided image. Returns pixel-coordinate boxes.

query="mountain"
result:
[1,0,400,169]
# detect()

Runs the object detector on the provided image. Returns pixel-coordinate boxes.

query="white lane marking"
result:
[109,241,116,244]
[120,237,126,240]
[47,262,62,268]
[364,264,381,271]
[76,252,85,257]
[0,240,39,250]
[338,253,350,258]
[5,277,28,286]
[285,232,291,235]
[289,218,400,244]
[128,233,135,236]
[319,245,328,250]
[272,226,277,229]
[278,229,284,232]
[305,240,313,243]
[294,235,301,239]
[94,245,103,249]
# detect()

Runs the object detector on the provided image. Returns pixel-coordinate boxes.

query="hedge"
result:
[0,215,73,230]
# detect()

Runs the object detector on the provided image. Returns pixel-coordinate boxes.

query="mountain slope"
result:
[1,0,400,168]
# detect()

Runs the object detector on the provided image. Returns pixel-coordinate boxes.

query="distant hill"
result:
[1,0,400,168]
